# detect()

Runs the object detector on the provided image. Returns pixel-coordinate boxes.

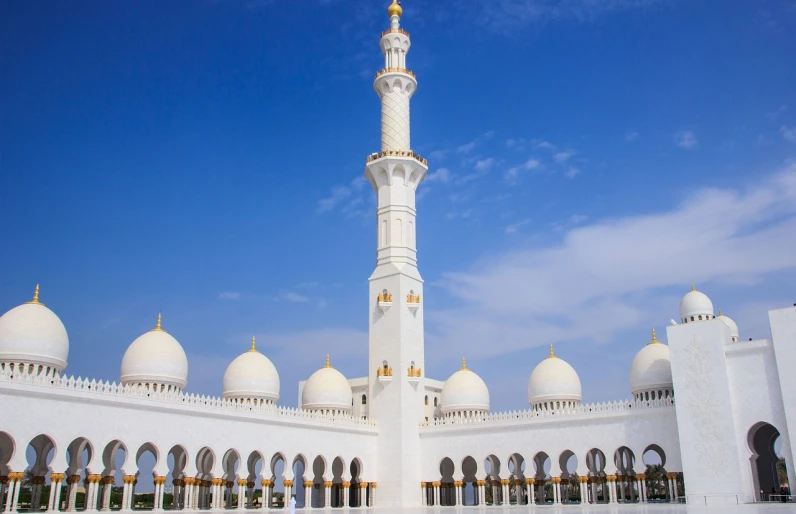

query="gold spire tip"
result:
[548,344,556,358]
[691,283,695,291]
[718,308,723,316]
[26,284,44,305]
[325,354,331,368]
[650,328,658,344]
[388,0,402,18]
[249,336,257,352]
[154,313,163,331]
[461,357,467,370]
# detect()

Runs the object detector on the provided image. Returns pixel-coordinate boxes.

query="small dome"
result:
[717,309,739,342]
[528,345,582,407]
[440,358,490,415]
[387,0,402,17]
[301,355,352,413]
[629,329,673,396]
[679,285,714,322]
[0,286,69,375]
[223,337,280,403]
[120,314,188,391]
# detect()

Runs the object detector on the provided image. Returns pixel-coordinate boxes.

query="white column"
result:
[237,480,245,509]
[324,483,331,508]
[156,479,166,511]
[641,479,647,502]
[100,479,113,511]
[368,484,376,508]
[9,478,21,513]
[66,476,79,512]
[502,482,509,505]
[433,483,439,506]
[528,481,535,506]
[2,478,15,513]
[609,479,618,504]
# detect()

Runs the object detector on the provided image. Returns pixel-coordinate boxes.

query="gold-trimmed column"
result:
[341,481,350,508]
[261,479,272,509]
[368,482,376,507]
[323,481,332,508]
[49,473,66,512]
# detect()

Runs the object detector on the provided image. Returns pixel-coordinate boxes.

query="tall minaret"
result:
[365,0,428,508]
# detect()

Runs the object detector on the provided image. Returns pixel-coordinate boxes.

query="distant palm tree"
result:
[23,470,34,487]
[777,458,788,487]
[645,464,665,498]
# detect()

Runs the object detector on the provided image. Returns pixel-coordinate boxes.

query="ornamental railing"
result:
[366,149,427,165]
[381,28,410,38]
[375,67,416,80]
[0,368,377,428]
[420,398,674,428]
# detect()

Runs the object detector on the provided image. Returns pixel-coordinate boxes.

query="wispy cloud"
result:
[674,129,698,149]
[426,167,452,183]
[505,218,532,234]
[428,161,796,366]
[534,140,557,150]
[317,176,370,216]
[505,158,541,184]
[279,291,310,303]
[218,291,241,300]
[625,131,639,142]
[554,150,575,163]
[564,166,581,179]
[472,0,668,33]
[474,158,495,171]
[429,149,450,160]
[768,105,788,121]
[781,126,796,143]
[457,141,478,154]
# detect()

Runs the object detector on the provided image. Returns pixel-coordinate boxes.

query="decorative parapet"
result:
[376,366,393,377]
[0,368,376,428]
[407,365,421,380]
[377,292,393,313]
[374,67,416,80]
[366,149,427,166]
[381,27,410,38]
[420,397,674,429]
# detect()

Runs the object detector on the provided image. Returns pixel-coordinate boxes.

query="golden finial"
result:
[249,336,257,353]
[548,344,557,359]
[388,0,402,18]
[650,328,659,344]
[325,354,331,368]
[154,313,163,332]
[718,308,723,316]
[461,357,467,370]
[26,284,44,305]
[691,283,695,291]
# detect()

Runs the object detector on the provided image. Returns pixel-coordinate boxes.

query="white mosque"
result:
[1,1,795,511]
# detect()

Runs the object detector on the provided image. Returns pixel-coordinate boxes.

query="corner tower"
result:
[365,1,428,507]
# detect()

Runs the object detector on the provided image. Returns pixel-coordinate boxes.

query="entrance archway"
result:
[748,422,786,501]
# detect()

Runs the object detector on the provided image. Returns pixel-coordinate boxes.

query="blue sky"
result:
[2,0,796,412]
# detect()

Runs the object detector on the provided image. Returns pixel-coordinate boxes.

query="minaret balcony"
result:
[377,366,394,384]
[406,293,421,313]
[374,67,416,80]
[407,366,421,384]
[381,27,410,38]
[377,292,393,313]
[366,149,427,166]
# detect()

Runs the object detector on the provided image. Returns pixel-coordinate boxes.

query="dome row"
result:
[0,285,739,413]
[0,287,356,412]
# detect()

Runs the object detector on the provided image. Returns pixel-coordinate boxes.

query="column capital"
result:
[101,476,115,485]
[420,482,426,488]
[358,482,368,489]
[525,478,535,485]
[431,481,441,488]
[122,475,136,485]
[184,477,196,486]
[606,475,617,482]
[238,478,249,486]
[476,480,486,486]
[323,481,332,488]
[50,473,66,483]
[370,482,377,488]
[636,473,646,480]
[283,479,294,487]
[578,476,588,483]
[261,479,272,487]
[211,478,225,486]
[453,481,463,487]
[173,479,185,486]
[341,481,350,488]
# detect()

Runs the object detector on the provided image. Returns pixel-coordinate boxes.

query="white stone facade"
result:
[1,2,795,511]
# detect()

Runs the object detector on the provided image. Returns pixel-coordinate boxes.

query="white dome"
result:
[120,315,188,391]
[629,329,673,395]
[679,285,714,322]
[717,310,739,342]
[223,337,280,402]
[440,358,490,415]
[301,356,352,413]
[528,346,582,406]
[0,287,69,374]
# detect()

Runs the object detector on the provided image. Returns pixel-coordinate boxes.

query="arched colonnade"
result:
[0,432,374,512]
[422,445,682,507]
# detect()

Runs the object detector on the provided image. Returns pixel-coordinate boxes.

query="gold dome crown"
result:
[388,0,402,17]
